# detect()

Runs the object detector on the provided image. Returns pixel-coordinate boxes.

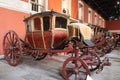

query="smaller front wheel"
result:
[62,57,90,80]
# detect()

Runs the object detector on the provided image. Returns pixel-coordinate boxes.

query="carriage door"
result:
[43,16,51,49]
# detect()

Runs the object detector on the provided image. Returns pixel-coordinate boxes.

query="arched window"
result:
[34,17,41,30]
[88,8,92,24]
[78,1,84,23]
[94,13,97,25]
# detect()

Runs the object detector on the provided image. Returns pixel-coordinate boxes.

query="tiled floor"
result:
[0,47,120,80]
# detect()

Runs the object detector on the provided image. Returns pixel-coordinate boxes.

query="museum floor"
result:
[0,47,120,80]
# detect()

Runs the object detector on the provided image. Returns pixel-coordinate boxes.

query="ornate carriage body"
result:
[24,11,76,49]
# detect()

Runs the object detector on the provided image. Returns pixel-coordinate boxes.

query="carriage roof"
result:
[68,23,93,40]
[24,11,70,22]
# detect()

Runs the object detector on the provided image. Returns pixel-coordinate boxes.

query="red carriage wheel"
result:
[81,51,100,71]
[31,50,47,60]
[3,30,22,66]
[62,57,90,80]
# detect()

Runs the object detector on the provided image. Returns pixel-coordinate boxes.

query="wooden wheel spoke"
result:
[14,37,18,44]
[4,48,10,50]
[6,36,11,44]
[12,32,15,43]
[66,67,75,77]
[3,30,22,66]
[9,32,13,43]
[5,50,12,58]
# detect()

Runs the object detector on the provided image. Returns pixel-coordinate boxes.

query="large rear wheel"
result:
[3,30,22,66]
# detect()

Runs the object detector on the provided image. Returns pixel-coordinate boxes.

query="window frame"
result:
[78,1,84,23]
[88,8,92,24]
[55,16,67,29]
[94,13,97,25]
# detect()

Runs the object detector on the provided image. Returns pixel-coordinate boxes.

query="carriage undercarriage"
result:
[3,30,111,80]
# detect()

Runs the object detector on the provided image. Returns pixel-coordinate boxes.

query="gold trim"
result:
[32,32,36,48]
[40,18,46,49]
[30,18,36,48]
[51,16,56,48]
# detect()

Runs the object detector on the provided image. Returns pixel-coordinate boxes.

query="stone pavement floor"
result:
[0,47,120,80]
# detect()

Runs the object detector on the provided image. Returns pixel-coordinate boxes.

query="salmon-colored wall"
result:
[71,0,78,19]
[106,20,120,30]
[48,0,62,13]
[0,8,29,54]
[21,0,28,2]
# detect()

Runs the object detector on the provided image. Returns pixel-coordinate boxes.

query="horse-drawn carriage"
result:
[3,11,110,80]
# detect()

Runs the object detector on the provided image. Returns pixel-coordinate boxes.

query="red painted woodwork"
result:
[26,29,68,49]
[43,31,51,48]
[53,29,68,48]
[26,32,45,48]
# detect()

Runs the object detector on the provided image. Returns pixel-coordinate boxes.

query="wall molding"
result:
[0,0,31,13]
[109,30,120,33]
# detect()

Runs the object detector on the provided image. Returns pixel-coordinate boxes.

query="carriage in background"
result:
[3,11,110,80]
[87,24,115,55]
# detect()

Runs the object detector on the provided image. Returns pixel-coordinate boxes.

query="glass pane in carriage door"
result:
[43,16,51,49]
[55,17,67,29]
[43,16,50,31]
[34,17,41,30]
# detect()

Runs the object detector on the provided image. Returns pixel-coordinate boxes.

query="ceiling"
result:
[83,0,120,20]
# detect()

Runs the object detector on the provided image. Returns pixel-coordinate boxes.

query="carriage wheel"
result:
[81,51,100,71]
[3,30,22,66]
[32,50,47,60]
[62,57,90,80]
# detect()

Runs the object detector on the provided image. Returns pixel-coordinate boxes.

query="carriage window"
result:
[34,17,41,30]
[26,21,31,32]
[55,17,67,29]
[43,16,50,31]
